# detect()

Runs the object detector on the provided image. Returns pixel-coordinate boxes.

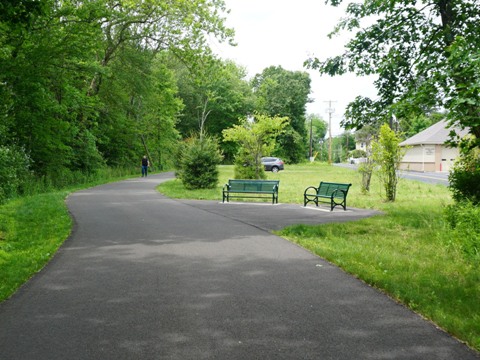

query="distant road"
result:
[335,163,450,186]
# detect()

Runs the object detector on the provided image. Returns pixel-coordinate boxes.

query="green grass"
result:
[0,192,72,300]
[159,163,480,352]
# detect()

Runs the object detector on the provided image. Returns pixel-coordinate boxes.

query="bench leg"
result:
[272,193,277,204]
[304,196,318,207]
[331,198,347,211]
[222,192,229,203]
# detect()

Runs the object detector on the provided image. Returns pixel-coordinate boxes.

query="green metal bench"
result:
[223,179,279,204]
[303,181,352,211]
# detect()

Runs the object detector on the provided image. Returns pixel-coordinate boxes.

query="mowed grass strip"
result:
[158,163,479,352]
[0,192,71,301]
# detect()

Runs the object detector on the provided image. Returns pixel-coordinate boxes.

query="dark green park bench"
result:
[303,181,352,211]
[223,179,280,204]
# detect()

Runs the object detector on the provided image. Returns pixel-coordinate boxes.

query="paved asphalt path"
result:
[1,173,478,360]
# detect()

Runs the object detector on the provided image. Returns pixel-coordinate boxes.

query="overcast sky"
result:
[212,0,378,136]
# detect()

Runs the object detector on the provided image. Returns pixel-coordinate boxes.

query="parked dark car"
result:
[261,157,284,173]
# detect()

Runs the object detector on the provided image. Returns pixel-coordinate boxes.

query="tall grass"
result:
[158,163,480,352]
[20,166,139,197]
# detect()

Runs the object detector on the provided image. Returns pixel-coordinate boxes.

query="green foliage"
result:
[72,129,106,173]
[176,135,223,189]
[0,146,31,203]
[175,58,255,154]
[274,126,305,164]
[307,1,480,149]
[0,0,233,184]
[448,142,480,205]
[223,114,289,179]
[371,124,404,201]
[233,149,266,180]
[445,36,480,147]
[334,131,356,162]
[306,114,328,159]
[358,160,374,194]
[252,66,311,163]
[350,149,367,158]
[444,202,480,261]
[401,114,443,139]
[106,51,182,170]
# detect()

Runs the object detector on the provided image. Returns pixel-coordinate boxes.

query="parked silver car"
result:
[261,157,284,173]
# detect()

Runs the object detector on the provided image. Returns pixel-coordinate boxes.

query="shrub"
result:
[448,144,480,205]
[371,124,404,202]
[350,149,367,158]
[444,202,480,260]
[358,160,374,194]
[233,149,266,180]
[222,114,289,177]
[176,135,223,189]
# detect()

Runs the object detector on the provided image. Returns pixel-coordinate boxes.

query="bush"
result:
[448,145,480,205]
[350,149,367,158]
[371,124,404,202]
[444,202,480,260]
[233,150,266,180]
[358,160,374,193]
[176,135,223,189]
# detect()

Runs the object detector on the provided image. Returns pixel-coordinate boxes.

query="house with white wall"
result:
[399,120,469,172]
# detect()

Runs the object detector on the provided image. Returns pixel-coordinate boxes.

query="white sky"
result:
[212,0,378,136]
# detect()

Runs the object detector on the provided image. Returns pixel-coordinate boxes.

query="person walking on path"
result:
[141,155,149,177]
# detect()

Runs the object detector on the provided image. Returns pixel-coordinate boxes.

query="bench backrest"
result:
[228,179,279,192]
[317,182,351,197]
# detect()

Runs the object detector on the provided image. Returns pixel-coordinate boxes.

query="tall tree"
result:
[175,58,253,135]
[306,0,480,148]
[175,58,254,161]
[252,66,312,163]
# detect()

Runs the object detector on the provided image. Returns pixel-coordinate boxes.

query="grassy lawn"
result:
[158,163,480,352]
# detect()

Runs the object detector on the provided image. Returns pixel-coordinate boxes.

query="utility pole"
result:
[309,116,313,161]
[325,100,336,165]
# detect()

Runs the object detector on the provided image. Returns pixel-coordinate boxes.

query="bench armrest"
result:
[222,184,230,191]
[331,188,347,198]
[304,186,318,195]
